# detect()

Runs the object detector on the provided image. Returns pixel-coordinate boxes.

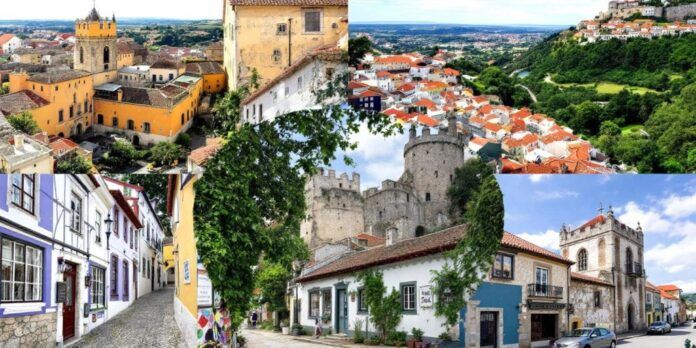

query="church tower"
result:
[74,5,117,74]
[559,206,646,333]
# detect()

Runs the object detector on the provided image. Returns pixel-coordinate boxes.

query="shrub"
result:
[237,334,246,347]
[7,111,40,135]
[411,328,424,342]
[438,332,452,341]
[291,323,305,336]
[386,330,407,346]
[175,132,192,148]
[149,142,183,167]
[56,152,92,174]
[353,319,365,343]
[366,336,382,346]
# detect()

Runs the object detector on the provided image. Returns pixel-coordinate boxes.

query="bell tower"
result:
[74,3,117,74]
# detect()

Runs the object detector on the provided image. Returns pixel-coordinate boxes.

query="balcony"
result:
[626,262,643,277]
[646,303,653,311]
[527,283,564,299]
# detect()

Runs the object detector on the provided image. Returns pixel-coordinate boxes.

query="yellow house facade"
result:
[223,0,348,90]
[93,75,203,145]
[167,173,200,347]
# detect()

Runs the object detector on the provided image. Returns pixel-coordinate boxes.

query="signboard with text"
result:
[420,285,433,308]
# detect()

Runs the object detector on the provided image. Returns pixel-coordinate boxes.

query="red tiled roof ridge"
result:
[502,232,574,265]
[571,272,614,287]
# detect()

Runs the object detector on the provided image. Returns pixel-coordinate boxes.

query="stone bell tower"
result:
[74,4,117,74]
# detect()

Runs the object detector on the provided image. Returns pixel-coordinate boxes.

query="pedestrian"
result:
[314,318,322,338]
[251,311,258,328]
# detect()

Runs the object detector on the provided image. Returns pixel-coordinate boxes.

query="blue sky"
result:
[498,174,696,292]
[350,0,607,25]
[0,0,221,20]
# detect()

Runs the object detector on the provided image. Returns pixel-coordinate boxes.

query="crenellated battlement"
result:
[307,168,361,196]
[362,179,414,199]
[75,8,116,38]
[559,211,644,246]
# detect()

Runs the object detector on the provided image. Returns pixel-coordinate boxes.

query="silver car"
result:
[647,321,671,334]
[553,328,616,348]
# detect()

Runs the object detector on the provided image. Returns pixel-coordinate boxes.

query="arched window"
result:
[425,192,431,202]
[79,47,84,64]
[626,247,633,271]
[415,226,425,237]
[577,249,588,271]
[103,46,110,70]
[97,114,104,125]
[127,120,135,130]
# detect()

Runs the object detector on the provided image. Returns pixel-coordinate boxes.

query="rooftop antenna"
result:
[598,202,604,215]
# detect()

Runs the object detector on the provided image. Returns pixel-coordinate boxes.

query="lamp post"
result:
[104,213,114,250]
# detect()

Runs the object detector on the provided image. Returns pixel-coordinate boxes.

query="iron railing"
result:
[527,283,564,299]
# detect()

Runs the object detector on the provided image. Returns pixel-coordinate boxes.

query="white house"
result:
[150,60,181,85]
[0,34,23,55]
[241,46,345,125]
[118,65,151,88]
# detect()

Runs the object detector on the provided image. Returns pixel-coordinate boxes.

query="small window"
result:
[144,122,151,133]
[11,175,35,214]
[492,253,514,279]
[58,110,64,122]
[425,192,431,202]
[127,120,135,130]
[122,260,129,300]
[95,212,102,243]
[594,291,602,308]
[357,288,368,313]
[322,289,331,318]
[401,283,416,313]
[277,23,287,35]
[326,68,335,79]
[90,266,106,309]
[297,76,303,89]
[70,193,82,233]
[97,114,104,125]
[112,117,118,127]
[578,249,588,271]
[1,238,43,302]
[304,10,322,33]
[309,291,321,318]
[272,49,281,63]
[110,255,119,300]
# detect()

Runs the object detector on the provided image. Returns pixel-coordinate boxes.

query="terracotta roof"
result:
[188,137,224,166]
[660,289,678,301]
[354,233,385,247]
[657,284,681,292]
[185,61,225,75]
[0,34,17,46]
[571,272,614,287]
[646,281,661,293]
[0,90,49,116]
[416,114,439,127]
[48,137,80,155]
[109,190,143,229]
[151,60,180,69]
[28,70,91,84]
[348,80,369,90]
[578,214,607,230]
[230,0,346,5]
[297,224,467,282]
[502,232,574,265]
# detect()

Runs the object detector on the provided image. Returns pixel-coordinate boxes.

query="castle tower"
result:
[74,5,117,74]
[402,114,465,233]
[560,206,646,333]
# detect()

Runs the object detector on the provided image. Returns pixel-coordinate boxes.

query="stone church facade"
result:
[560,208,647,333]
[300,115,466,249]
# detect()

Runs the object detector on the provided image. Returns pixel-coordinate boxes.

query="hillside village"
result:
[349,51,615,174]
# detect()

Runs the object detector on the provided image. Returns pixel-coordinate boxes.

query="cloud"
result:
[617,201,672,234]
[661,192,696,219]
[528,174,551,183]
[673,280,696,293]
[516,230,560,251]
[533,190,579,201]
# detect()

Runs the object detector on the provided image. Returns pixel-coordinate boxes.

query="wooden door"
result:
[480,311,498,348]
[62,262,77,340]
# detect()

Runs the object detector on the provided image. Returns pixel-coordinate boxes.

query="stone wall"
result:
[0,312,56,348]
[569,281,615,330]
[363,180,422,239]
[665,4,696,21]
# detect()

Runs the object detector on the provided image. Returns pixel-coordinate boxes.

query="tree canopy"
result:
[7,112,40,135]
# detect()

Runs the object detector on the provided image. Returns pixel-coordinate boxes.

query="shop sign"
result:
[420,285,433,308]
[527,300,566,310]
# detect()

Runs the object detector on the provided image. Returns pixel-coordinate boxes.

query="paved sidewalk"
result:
[68,287,185,348]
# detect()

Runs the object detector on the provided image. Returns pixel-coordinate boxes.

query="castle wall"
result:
[403,128,465,231]
[569,281,615,331]
[363,180,422,239]
[664,4,696,21]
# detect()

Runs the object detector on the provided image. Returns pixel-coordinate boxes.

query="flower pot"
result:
[282,327,289,335]
[407,339,416,348]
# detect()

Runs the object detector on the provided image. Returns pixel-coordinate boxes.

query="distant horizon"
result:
[0,17,220,22]
[352,21,572,28]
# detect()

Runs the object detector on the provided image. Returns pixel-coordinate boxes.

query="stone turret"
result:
[74,5,117,74]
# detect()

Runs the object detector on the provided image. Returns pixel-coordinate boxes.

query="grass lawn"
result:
[553,79,658,95]
[669,74,684,81]
[621,124,644,136]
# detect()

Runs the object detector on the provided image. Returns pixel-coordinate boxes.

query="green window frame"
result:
[400,282,417,314]
[357,287,368,314]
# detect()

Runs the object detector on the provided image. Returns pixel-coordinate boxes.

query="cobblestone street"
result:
[70,287,185,348]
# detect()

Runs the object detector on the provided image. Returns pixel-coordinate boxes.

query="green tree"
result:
[432,177,504,328]
[56,153,92,174]
[7,112,40,135]
[149,142,183,167]
[447,159,494,221]
[255,262,292,313]
[0,82,9,95]
[356,270,402,342]
[211,70,260,135]
[105,140,138,170]
[349,36,373,67]
[123,174,171,233]
[194,75,400,331]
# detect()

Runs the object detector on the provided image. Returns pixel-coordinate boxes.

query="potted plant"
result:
[408,328,424,348]
[291,323,305,336]
[281,319,290,335]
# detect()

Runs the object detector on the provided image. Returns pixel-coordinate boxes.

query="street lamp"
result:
[104,214,114,250]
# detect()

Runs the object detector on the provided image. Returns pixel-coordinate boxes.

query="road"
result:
[243,329,334,348]
[516,84,538,103]
[619,324,696,347]
[70,287,185,348]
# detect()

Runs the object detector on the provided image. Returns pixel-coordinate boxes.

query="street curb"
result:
[618,333,646,341]
[292,336,350,347]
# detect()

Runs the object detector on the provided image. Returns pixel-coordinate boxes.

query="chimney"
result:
[409,125,416,139]
[13,134,25,150]
[448,113,457,136]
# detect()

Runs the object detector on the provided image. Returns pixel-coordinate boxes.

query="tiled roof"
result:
[229,0,347,5]
[151,60,180,69]
[646,281,661,293]
[0,34,17,46]
[0,90,50,116]
[578,214,606,230]
[185,61,225,75]
[501,232,574,265]
[571,272,613,287]
[109,190,143,229]
[657,284,681,292]
[660,289,678,301]
[28,70,91,84]
[354,233,385,247]
[297,224,467,282]
[188,137,224,166]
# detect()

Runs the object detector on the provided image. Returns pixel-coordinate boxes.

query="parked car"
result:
[553,327,616,348]
[647,321,671,334]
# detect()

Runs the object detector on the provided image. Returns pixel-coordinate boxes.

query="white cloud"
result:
[661,192,696,219]
[1,0,221,20]
[673,280,696,293]
[617,201,672,234]
[533,190,579,201]
[516,230,560,251]
[341,124,408,190]
[528,174,551,183]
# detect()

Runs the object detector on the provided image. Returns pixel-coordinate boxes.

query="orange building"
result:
[93,74,203,145]
[185,61,226,94]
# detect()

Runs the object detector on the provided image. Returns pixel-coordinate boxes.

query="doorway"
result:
[151,258,155,291]
[335,289,348,334]
[480,311,498,348]
[62,262,78,340]
[628,302,635,330]
[531,314,557,343]
[133,263,138,299]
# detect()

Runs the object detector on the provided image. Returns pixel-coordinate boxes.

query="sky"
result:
[0,0,222,20]
[497,174,696,293]
[351,0,608,26]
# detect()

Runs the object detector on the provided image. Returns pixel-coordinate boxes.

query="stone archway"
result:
[415,226,425,237]
[627,300,636,330]
[132,135,140,146]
